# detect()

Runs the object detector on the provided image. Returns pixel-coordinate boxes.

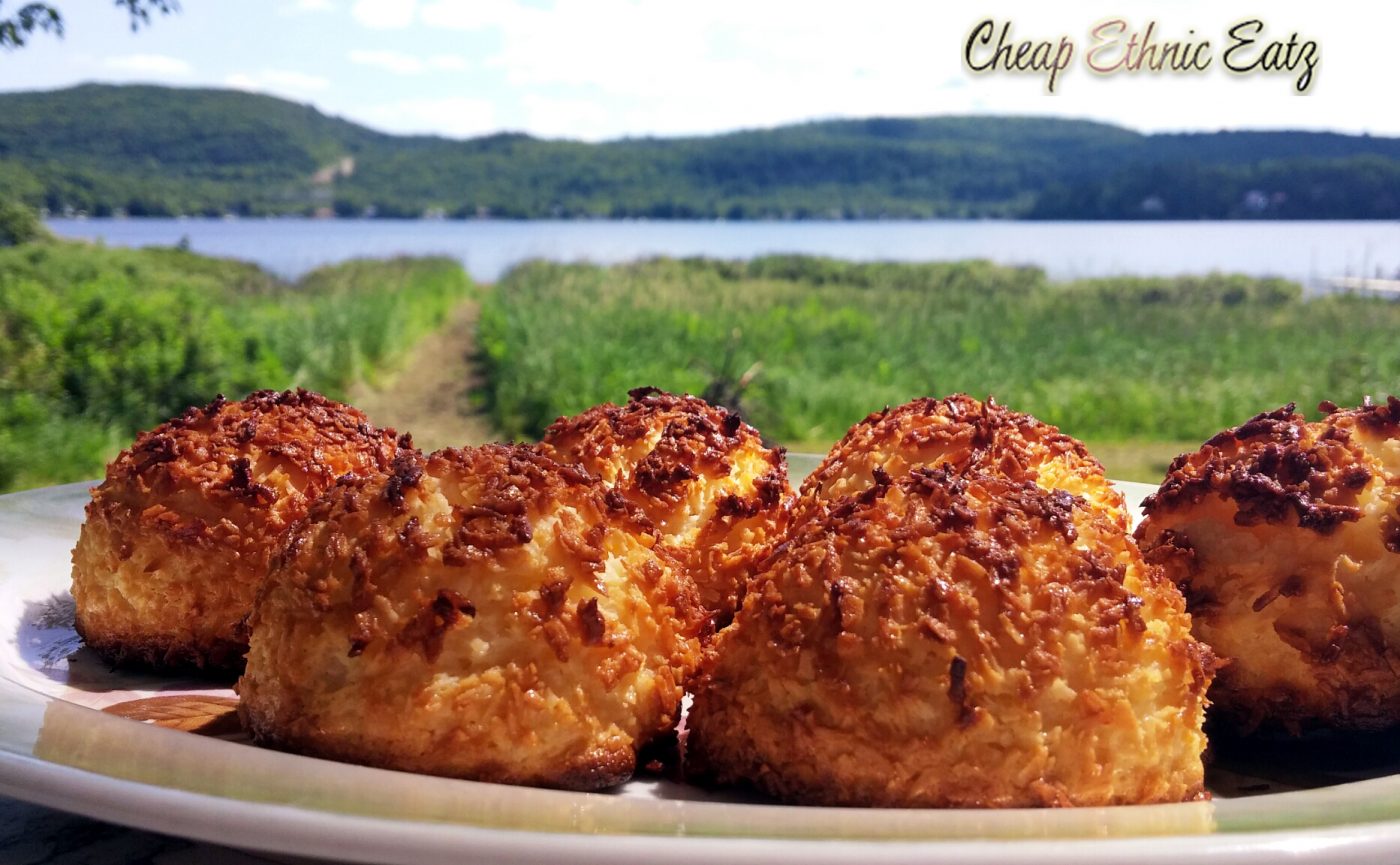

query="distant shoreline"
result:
[43,215,1400,224]
[43,218,1400,287]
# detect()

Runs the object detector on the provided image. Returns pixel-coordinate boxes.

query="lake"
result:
[45,218,1400,286]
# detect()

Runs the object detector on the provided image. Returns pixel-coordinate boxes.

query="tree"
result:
[0,197,49,245]
[0,0,176,49]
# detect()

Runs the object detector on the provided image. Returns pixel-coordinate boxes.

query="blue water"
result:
[45,218,1400,285]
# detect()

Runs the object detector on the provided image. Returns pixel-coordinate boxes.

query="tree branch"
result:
[0,0,177,50]
[0,4,63,49]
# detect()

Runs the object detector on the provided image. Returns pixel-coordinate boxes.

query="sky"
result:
[0,0,1394,141]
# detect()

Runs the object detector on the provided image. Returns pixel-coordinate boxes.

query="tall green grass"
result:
[479,256,1398,445]
[0,243,472,491]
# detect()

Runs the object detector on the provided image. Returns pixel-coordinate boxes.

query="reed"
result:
[0,243,472,491]
[479,256,1398,452]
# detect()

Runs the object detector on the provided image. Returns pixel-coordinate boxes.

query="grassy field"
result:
[7,244,1397,493]
[0,241,472,491]
[480,256,1400,481]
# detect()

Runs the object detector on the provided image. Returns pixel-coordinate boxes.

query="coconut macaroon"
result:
[798,394,1128,529]
[70,389,405,673]
[238,444,705,790]
[539,387,789,626]
[1137,398,1400,733]
[686,465,1214,807]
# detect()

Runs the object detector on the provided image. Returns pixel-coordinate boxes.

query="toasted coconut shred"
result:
[1138,399,1400,734]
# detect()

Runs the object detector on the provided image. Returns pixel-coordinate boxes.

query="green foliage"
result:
[0,3,61,48]
[1028,155,1400,219]
[479,257,1400,447]
[1,0,175,49]
[0,242,471,491]
[5,85,1400,218]
[0,197,48,245]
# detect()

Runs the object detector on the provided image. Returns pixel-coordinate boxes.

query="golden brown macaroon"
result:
[70,389,405,674]
[238,444,705,790]
[686,465,1213,807]
[539,387,789,626]
[798,394,1128,530]
[1137,398,1400,733]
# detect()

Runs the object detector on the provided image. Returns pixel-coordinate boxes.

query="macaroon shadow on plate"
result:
[5,460,1400,864]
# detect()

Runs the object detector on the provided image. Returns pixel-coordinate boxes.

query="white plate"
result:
[5,476,1400,864]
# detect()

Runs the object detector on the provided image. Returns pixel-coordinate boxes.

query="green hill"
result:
[3,84,1399,219]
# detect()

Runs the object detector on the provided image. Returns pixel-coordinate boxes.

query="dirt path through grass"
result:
[349,298,497,450]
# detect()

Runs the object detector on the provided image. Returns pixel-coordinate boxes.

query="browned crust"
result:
[241,441,705,792]
[1342,393,1400,430]
[688,463,1212,807]
[679,768,1208,809]
[72,389,406,672]
[241,712,639,791]
[73,618,248,677]
[92,388,407,550]
[264,444,665,658]
[1137,398,1400,734]
[771,465,1186,667]
[540,388,791,625]
[811,394,1098,483]
[111,388,405,493]
[798,393,1125,529]
[540,387,779,512]
[1192,636,1400,736]
[1142,402,1375,533]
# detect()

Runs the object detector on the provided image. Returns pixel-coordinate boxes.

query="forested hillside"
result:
[3,84,1399,219]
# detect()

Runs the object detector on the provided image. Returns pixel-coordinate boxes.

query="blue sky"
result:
[1,0,1391,140]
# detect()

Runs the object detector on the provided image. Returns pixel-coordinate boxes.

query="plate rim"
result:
[6,747,1400,865]
[5,477,1400,863]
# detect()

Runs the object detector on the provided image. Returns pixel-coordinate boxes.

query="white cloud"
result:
[386,0,1380,140]
[418,0,526,31]
[30,0,1398,141]
[402,0,947,136]
[103,53,192,77]
[281,0,335,13]
[225,69,331,95]
[349,49,425,74]
[429,54,469,72]
[352,0,417,29]
[349,49,469,75]
[519,94,613,140]
[356,96,498,138]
